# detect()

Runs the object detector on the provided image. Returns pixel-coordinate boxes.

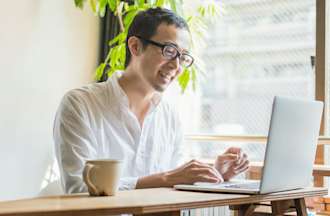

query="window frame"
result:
[314,0,326,187]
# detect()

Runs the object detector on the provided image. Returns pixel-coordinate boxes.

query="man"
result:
[54,7,249,194]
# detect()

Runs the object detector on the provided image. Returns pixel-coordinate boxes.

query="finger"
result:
[225,147,242,155]
[186,159,201,167]
[236,153,248,165]
[201,164,224,180]
[189,159,203,164]
[189,159,214,166]
[220,160,249,180]
[190,160,226,180]
[195,175,222,183]
[186,160,203,169]
[217,153,239,162]
[239,154,248,166]
[237,152,244,164]
[189,160,215,170]
[191,167,223,181]
[234,160,250,174]
[204,166,223,179]
[222,171,236,181]
[232,158,249,171]
[234,165,249,175]
[234,161,248,172]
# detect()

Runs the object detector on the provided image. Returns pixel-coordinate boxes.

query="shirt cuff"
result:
[118,177,139,190]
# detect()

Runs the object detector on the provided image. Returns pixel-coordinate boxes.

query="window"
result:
[172,0,319,163]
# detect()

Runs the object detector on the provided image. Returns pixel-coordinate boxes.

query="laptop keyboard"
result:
[224,182,260,189]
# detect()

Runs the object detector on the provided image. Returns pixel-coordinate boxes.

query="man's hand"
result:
[163,160,223,186]
[215,147,249,181]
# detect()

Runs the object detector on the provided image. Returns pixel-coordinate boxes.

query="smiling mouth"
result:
[159,71,172,83]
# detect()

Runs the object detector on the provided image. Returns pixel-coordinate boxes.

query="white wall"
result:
[0,0,99,200]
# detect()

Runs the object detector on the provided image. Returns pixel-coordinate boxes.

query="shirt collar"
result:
[108,71,162,113]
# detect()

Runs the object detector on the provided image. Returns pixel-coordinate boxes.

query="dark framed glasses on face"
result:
[135,36,194,68]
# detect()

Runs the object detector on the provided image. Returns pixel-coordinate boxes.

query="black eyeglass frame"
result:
[135,36,194,68]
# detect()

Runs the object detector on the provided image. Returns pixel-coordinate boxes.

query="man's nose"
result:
[168,56,181,70]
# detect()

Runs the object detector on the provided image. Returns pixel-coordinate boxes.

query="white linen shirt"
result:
[54,73,185,194]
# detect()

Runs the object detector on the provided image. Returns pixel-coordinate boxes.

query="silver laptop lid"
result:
[260,96,323,194]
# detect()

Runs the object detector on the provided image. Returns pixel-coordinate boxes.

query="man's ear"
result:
[127,36,142,57]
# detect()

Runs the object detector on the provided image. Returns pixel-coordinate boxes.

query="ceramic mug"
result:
[83,159,122,196]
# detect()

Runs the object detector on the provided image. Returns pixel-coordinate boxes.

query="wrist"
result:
[136,172,172,189]
[161,171,172,187]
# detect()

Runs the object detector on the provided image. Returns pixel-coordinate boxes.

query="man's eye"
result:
[163,46,177,57]
[181,55,190,62]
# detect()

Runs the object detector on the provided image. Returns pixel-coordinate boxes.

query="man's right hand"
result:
[163,160,223,186]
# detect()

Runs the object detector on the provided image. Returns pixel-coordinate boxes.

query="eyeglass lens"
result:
[163,45,193,67]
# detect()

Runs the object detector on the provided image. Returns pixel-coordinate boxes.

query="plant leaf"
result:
[178,68,190,93]
[108,0,116,12]
[108,31,126,47]
[98,0,108,17]
[124,2,129,11]
[109,47,119,68]
[95,63,106,81]
[168,0,177,13]
[155,0,165,7]
[124,10,138,28]
[88,0,97,13]
[137,0,145,7]
[107,68,116,78]
[74,0,86,9]
[117,44,126,68]
[172,0,183,16]
[191,66,197,91]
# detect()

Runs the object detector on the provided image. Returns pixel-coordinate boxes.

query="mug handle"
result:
[83,163,99,195]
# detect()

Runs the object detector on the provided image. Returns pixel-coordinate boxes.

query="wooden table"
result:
[0,187,327,216]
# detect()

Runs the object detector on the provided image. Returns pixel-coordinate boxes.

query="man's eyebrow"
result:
[164,41,178,47]
[164,41,190,53]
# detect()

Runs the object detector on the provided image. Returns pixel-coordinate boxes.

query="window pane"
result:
[180,0,316,161]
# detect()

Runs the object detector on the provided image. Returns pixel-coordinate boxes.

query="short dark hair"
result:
[125,7,189,68]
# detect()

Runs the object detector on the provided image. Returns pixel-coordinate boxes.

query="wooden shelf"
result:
[248,162,330,177]
[200,159,330,177]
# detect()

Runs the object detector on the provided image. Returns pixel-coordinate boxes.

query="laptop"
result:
[174,96,323,194]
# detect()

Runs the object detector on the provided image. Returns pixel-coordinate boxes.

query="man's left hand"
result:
[214,147,249,181]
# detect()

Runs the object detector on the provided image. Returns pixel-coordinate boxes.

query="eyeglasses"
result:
[135,36,194,68]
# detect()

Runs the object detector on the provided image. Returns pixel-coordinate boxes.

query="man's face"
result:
[137,23,191,92]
